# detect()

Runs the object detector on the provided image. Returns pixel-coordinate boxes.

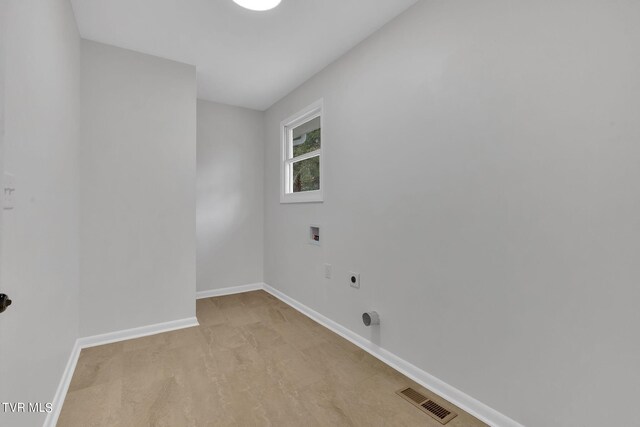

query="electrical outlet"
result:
[324,263,332,279]
[349,272,360,289]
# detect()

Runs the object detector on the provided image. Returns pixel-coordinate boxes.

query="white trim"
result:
[196,283,263,299]
[43,340,82,427]
[281,100,323,131]
[77,317,199,349]
[285,149,321,164]
[280,189,323,204]
[44,316,199,427]
[261,283,523,427]
[280,99,324,204]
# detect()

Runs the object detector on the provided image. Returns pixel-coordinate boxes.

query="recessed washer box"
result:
[309,225,320,245]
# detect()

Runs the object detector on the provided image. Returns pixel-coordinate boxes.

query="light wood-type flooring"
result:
[59,290,487,426]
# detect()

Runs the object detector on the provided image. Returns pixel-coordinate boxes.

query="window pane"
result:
[292,156,320,193]
[292,116,320,158]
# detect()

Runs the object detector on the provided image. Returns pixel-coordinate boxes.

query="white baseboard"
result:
[77,316,199,349]
[44,316,199,427]
[43,340,82,427]
[262,283,522,427]
[196,282,263,299]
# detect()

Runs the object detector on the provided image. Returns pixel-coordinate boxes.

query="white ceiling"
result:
[70,0,419,110]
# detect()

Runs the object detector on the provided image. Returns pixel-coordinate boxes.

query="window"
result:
[280,99,323,203]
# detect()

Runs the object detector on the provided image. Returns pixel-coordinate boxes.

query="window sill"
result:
[280,190,323,204]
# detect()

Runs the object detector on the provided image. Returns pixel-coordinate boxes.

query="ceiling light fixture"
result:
[233,0,281,11]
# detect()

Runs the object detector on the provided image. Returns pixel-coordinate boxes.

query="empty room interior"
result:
[1,0,639,426]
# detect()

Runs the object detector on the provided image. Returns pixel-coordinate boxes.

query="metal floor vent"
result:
[396,387,457,424]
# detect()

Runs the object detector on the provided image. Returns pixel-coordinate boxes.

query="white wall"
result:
[197,100,263,291]
[263,1,640,426]
[80,40,196,336]
[0,0,81,426]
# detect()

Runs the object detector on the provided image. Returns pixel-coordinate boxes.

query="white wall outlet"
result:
[324,263,332,279]
[3,172,16,210]
[349,272,360,289]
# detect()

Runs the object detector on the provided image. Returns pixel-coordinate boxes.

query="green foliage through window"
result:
[293,128,321,158]
[292,156,320,193]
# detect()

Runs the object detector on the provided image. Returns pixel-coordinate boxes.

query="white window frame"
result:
[280,99,324,204]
